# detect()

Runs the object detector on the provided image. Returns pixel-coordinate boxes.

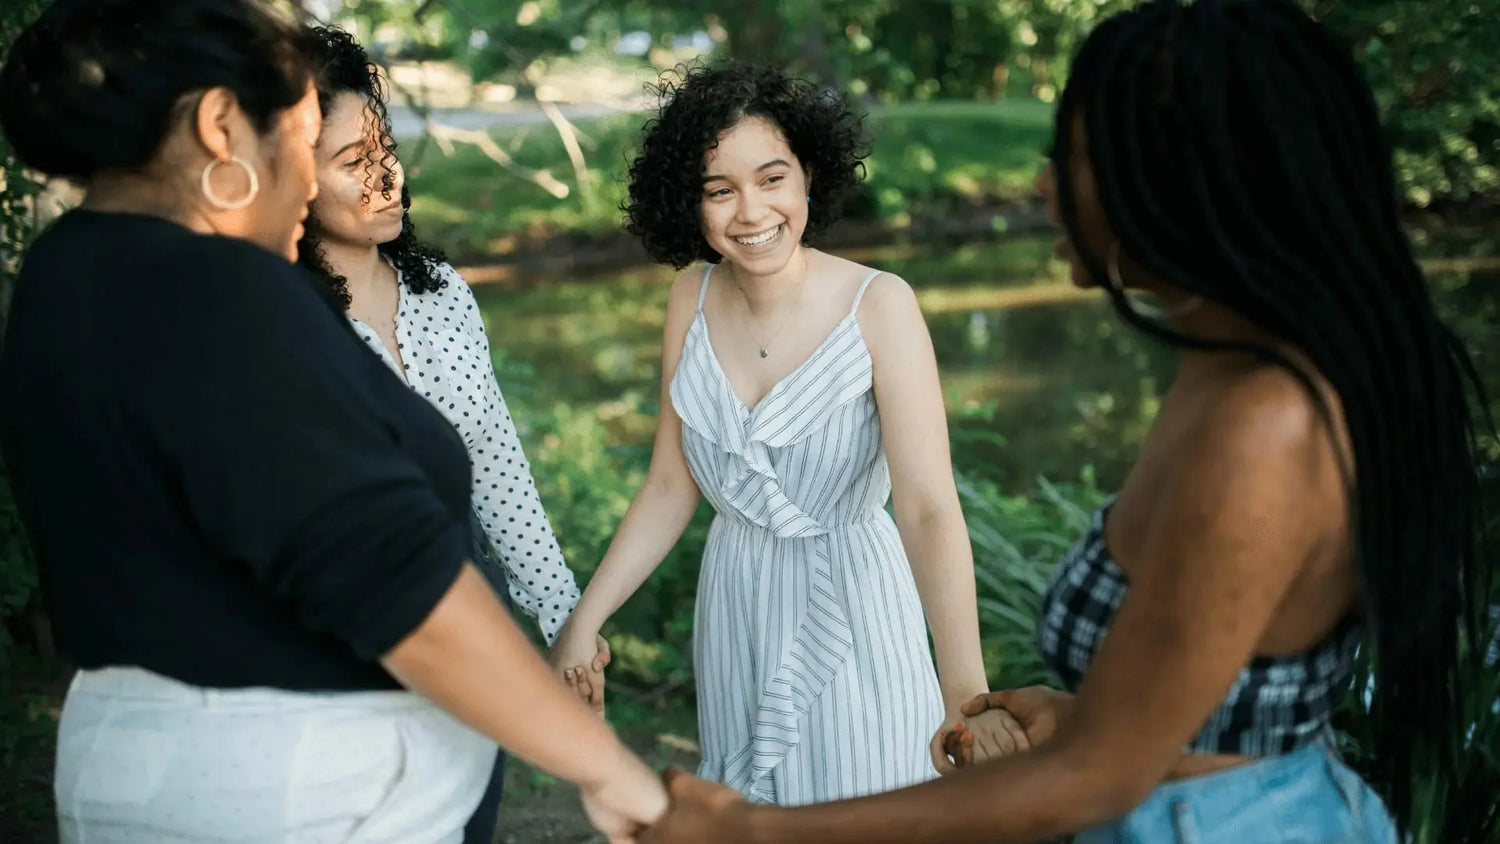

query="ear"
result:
[193,87,241,162]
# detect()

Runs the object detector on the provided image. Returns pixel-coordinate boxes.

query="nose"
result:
[734,190,769,226]
[383,157,405,196]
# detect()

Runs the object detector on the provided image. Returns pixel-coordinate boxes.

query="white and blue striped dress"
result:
[670,263,944,807]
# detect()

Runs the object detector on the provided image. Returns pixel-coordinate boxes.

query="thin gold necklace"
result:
[735,273,806,359]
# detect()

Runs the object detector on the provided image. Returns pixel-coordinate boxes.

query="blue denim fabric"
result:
[1075,741,1398,843]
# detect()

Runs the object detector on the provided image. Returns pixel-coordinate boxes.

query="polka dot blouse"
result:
[349,261,581,644]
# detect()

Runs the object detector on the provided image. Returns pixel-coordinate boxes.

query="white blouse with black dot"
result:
[349,261,581,644]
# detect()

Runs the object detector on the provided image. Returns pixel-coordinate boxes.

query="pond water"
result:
[472,228,1499,495]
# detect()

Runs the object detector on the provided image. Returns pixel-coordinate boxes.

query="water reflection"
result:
[471,231,1498,494]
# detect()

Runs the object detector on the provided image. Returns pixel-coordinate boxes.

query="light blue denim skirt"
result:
[1074,740,1398,843]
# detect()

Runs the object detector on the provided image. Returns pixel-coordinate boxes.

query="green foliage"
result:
[407,101,1054,260]
[378,0,1495,214]
[0,0,47,673]
[1311,0,1500,208]
[961,468,1106,688]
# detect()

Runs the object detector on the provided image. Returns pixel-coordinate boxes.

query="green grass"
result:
[404,99,1055,260]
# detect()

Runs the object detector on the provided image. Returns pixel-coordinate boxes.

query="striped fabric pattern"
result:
[670,264,944,806]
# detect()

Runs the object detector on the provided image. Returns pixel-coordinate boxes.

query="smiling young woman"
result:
[548,60,1025,808]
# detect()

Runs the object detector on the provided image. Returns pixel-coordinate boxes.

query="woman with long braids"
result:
[294,27,611,843]
[640,1,1491,841]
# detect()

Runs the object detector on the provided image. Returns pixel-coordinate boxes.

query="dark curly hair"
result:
[295,25,446,308]
[624,61,870,268]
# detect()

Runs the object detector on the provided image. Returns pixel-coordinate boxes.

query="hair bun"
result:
[0,0,308,181]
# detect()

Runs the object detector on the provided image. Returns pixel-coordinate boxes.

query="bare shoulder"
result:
[846,267,933,372]
[660,264,708,363]
[1175,363,1347,521]
[1199,364,1334,456]
[666,264,708,315]
[849,268,920,327]
[670,263,707,295]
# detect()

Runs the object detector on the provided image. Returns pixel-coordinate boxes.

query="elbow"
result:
[1088,771,1156,828]
[893,496,963,538]
[642,464,700,509]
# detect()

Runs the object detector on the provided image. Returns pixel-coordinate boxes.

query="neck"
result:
[83,175,218,237]
[1170,298,1292,367]
[319,238,387,302]
[727,248,811,315]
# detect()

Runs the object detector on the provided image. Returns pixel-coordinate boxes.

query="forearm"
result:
[744,741,1132,844]
[565,475,700,634]
[902,508,988,705]
[383,564,640,789]
[468,416,581,642]
[488,502,581,643]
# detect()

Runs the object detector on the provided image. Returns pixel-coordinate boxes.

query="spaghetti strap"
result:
[697,263,715,311]
[848,269,883,315]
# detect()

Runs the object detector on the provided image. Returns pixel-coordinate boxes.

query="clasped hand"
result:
[939,686,1074,770]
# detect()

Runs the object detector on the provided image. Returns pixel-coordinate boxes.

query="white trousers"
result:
[55,666,497,843]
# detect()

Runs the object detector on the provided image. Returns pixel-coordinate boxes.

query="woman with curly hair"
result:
[295,26,611,843]
[549,61,1015,807]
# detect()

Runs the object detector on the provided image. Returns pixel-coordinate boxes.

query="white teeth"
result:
[735,226,779,247]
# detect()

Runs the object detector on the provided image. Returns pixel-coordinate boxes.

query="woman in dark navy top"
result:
[0,2,663,840]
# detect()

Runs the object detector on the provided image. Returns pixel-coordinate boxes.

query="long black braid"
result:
[1054,0,1492,835]
[296,26,447,308]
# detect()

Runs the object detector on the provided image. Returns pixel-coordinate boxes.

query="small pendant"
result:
[758,346,769,359]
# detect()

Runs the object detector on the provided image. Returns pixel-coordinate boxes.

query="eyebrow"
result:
[701,158,793,183]
[330,140,364,161]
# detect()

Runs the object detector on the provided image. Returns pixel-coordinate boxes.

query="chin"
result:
[372,224,404,245]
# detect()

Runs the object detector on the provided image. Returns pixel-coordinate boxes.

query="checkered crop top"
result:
[1036,498,1363,757]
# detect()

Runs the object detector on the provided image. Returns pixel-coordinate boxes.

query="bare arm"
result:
[383,564,649,788]
[862,274,987,710]
[647,373,1336,843]
[553,270,704,646]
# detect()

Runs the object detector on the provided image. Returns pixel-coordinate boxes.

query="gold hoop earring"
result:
[201,156,259,210]
[1108,240,1204,321]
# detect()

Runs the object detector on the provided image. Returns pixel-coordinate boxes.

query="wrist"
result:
[566,600,610,639]
[937,658,989,708]
[941,681,989,712]
[577,736,638,793]
[558,612,601,645]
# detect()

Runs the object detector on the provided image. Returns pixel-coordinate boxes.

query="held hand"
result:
[930,700,1027,774]
[549,629,611,716]
[638,767,753,844]
[580,752,669,844]
[959,686,1074,752]
[942,708,1030,769]
[565,635,612,716]
[930,710,969,775]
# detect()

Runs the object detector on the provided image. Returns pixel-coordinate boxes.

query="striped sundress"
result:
[669,263,944,807]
